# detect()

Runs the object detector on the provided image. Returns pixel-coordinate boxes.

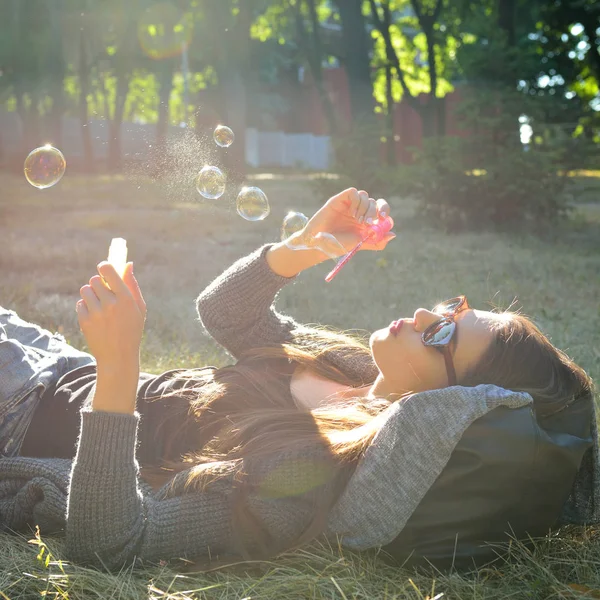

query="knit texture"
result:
[0,244,597,569]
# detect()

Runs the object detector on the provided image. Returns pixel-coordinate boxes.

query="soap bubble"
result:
[236,187,270,221]
[196,166,226,199]
[213,125,234,148]
[280,211,309,241]
[138,2,192,60]
[285,230,346,260]
[313,232,347,259]
[24,145,66,189]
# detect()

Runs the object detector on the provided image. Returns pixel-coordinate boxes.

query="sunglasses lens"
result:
[423,320,455,346]
[434,297,464,315]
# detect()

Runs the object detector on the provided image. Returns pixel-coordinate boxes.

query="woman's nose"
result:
[413,308,439,333]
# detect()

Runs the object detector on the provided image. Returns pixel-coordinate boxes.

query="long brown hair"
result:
[140,327,388,561]
[460,312,594,418]
[140,315,593,563]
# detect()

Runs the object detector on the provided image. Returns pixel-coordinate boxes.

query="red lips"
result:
[389,319,404,336]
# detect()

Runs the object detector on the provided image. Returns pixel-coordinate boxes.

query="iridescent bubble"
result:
[284,230,346,260]
[236,187,270,221]
[138,3,192,60]
[280,211,309,241]
[24,145,66,189]
[284,230,312,251]
[213,125,234,148]
[196,166,226,199]
[311,232,347,259]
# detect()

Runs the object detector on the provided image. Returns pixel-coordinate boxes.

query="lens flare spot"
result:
[137,3,192,60]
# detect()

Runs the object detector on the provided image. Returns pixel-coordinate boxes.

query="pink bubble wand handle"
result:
[325,216,393,283]
[325,238,365,282]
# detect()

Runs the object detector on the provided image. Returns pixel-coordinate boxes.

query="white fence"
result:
[0,111,332,170]
[245,128,332,171]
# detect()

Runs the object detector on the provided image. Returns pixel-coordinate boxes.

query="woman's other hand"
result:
[302,188,396,255]
[76,262,146,367]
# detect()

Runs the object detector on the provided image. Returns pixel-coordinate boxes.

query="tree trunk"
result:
[300,0,337,135]
[436,95,446,137]
[583,21,600,83]
[78,31,94,173]
[497,0,516,46]
[156,63,174,149]
[421,103,437,138]
[222,69,247,177]
[107,72,130,171]
[107,11,136,172]
[335,0,374,125]
[385,63,395,166]
[47,0,65,147]
[424,25,438,105]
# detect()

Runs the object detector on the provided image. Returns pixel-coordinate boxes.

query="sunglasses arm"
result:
[441,347,457,386]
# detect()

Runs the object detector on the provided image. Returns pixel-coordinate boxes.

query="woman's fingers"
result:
[75,298,88,317]
[97,261,128,296]
[376,198,390,219]
[354,190,370,222]
[356,194,389,225]
[89,275,116,306]
[80,285,101,312]
[123,263,147,318]
[363,198,378,225]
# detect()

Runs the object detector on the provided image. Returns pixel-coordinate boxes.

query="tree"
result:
[0,0,67,153]
[332,0,375,124]
[101,2,139,171]
[249,0,339,135]
[291,0,338,134]
[368,0,450,138]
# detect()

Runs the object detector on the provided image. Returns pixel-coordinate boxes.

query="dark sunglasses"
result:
[421,296,469,386]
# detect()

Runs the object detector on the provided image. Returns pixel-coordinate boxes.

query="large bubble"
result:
[213,125,234,148]
[196,166,226,199]
[138,2,193,60]
[280,211,309,241]
[23,145,66,189]
[284,231,346,260]
[236,187,270,221]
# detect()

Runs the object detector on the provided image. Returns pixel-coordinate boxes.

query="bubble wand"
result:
[325,216,393,282]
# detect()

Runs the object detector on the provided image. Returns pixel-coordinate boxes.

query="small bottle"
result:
[107,238,128,279]
[366,216,394,243]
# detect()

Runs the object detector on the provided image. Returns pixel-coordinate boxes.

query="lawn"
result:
[0,171,599,599]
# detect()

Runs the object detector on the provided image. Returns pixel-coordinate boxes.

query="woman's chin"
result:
[369,327,390,348]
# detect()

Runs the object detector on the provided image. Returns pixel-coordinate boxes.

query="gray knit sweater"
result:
[0,245,546,569]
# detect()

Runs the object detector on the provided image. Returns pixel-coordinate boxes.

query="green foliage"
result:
[0,0,597,170]
[408,136,573,231]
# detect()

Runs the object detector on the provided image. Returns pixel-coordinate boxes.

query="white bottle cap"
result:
[108,238,128,279]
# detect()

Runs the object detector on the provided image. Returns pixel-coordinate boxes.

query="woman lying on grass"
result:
[0,188,597,571]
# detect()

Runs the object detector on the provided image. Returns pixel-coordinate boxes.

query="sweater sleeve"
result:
[195,244,300,359]
[65,410,331,569]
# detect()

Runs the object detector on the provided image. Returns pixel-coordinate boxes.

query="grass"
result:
[1,171,600,599]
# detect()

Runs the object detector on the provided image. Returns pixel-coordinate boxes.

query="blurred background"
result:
[0,0,598,230]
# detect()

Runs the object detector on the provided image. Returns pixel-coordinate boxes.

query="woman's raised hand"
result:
[76,262,146,368]
[301,188,395,256]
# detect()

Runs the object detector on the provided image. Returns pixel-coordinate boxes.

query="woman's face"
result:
[369,305,503,396]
